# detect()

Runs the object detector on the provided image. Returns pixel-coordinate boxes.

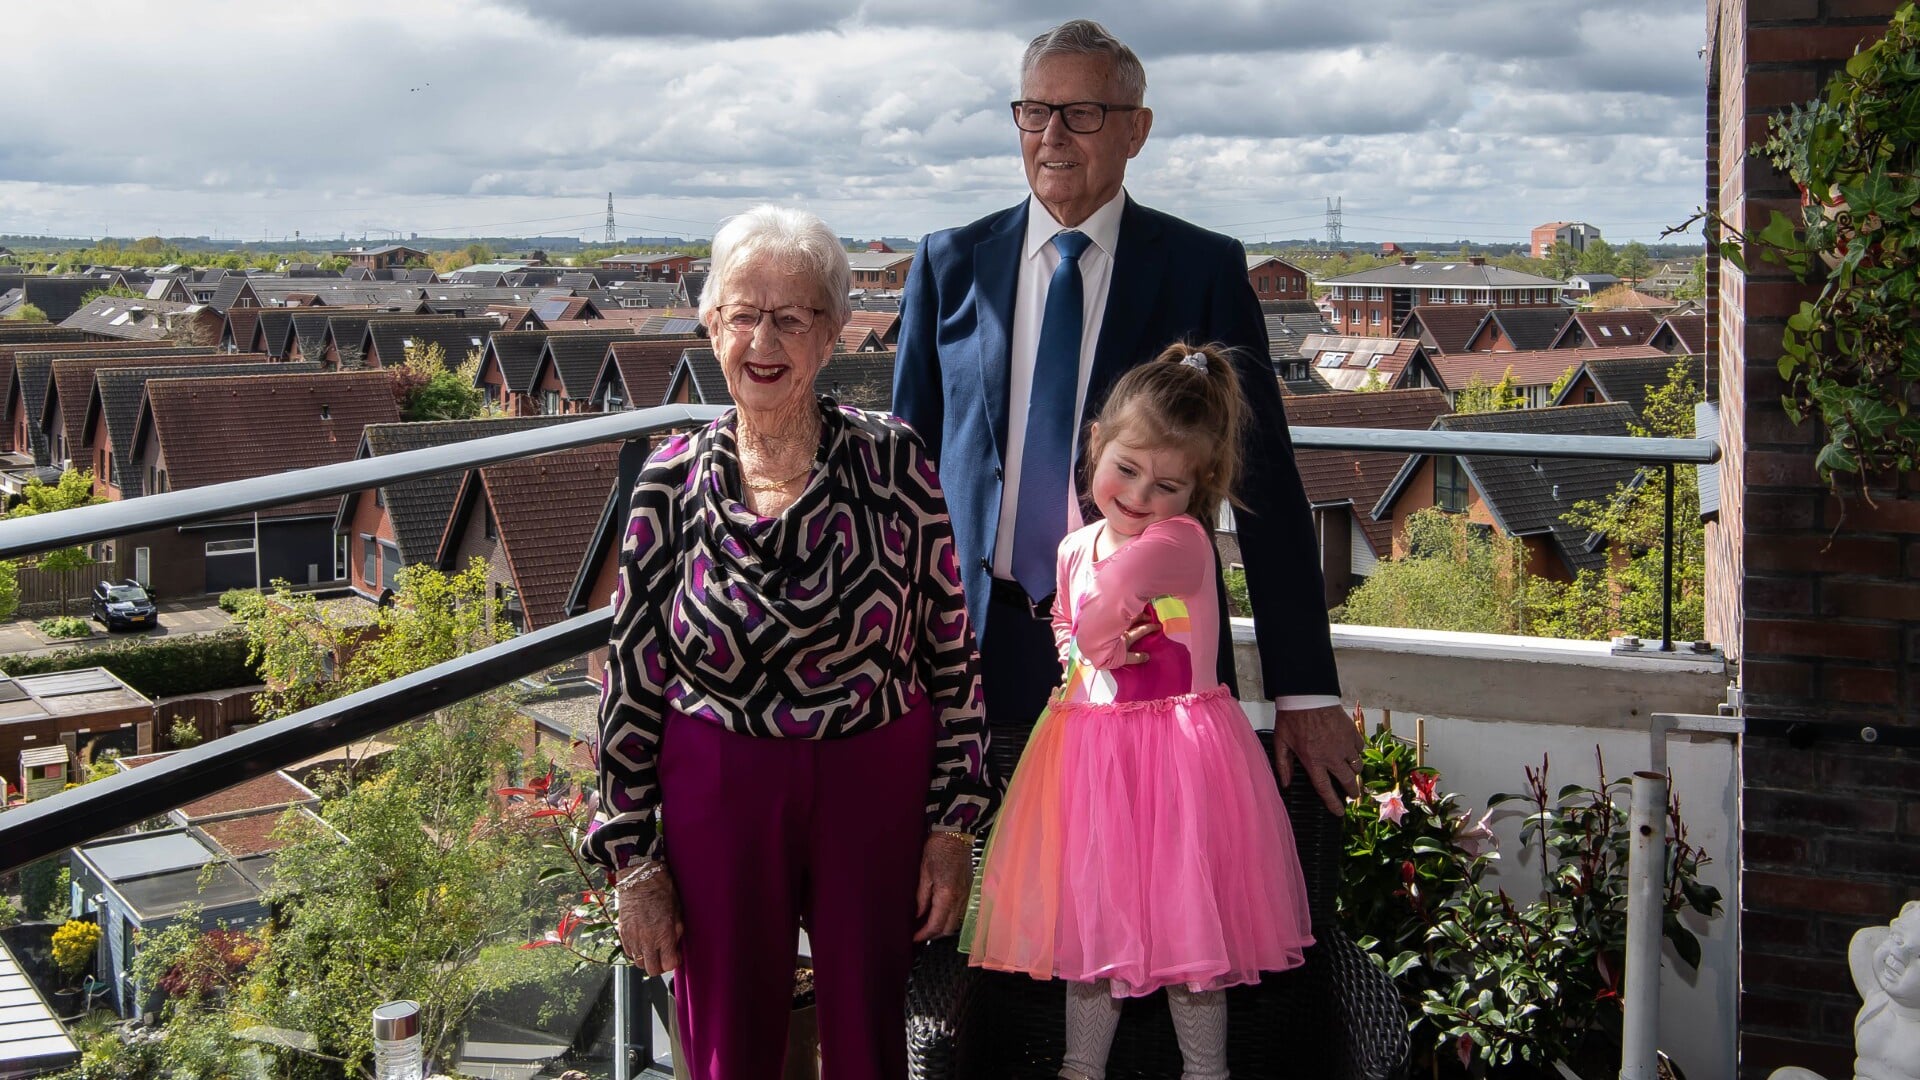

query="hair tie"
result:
[1179,351,1208,372]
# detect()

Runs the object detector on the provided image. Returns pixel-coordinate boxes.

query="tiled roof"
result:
[253,308,299,357]
[92,361,310,496]
[13,277,97,321]
[207,276,258,313]
[474,442,622,629]
[845,250,914,272]
[1284,388,1452,557]
[223,308,261,350]
[353,416,589,567]
[1397,305,1493,354]
[610,281,691,308]
[1587,287,1676,311]
[602,338,702,409]
[1266,313,1334,362]
[483,329,635,395]
[1296,334,1425,391]
[550,309,675,333]
[1375,403,1640,575]
[821,350,897,411]
[10,344,218,465]
[120,751,317,822]
[1475,307,1571,352]
[538,330,644,399]
[362,316,499,370]
[487,305,538,332]
[672,348,730,405]
[51,352,264,461]
[844,310,899,347]
[196,808,299,857]
[1279,366,1337,395]
[139,371,400,519]
[532,296,594,324]
[1555,309,1661,349]
[322,314,377,369]
[1435,344,1664,389]
[852,294,900,313]
[1651,313,1706,355]
[1324,262,1564,288]
[682,271,707,307]
[0,326,89,347]
[1259,299,1323,317]
[1554,354,1707,417]
[58,296,208,341]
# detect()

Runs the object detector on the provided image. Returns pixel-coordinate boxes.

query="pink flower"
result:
[1409,771,1438,804]
[1372,788,1408,825]
[1454,809,1497,857]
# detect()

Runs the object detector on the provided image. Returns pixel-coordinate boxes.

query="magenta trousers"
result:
[660,698,935,1080]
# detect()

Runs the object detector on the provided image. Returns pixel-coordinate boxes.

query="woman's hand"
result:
[615,861,684,976]
[913,832,974,942]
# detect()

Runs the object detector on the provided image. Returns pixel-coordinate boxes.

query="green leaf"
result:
[1668,925,1702,969]
[1816,439,1861,476]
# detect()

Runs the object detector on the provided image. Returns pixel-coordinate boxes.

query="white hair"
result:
[700,205,852,328]
[1021,19,1147,106]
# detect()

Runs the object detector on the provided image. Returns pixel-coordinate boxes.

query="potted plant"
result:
[50,917,102,1015]
[1727,1,1920,486]
[1338,734,1722,1078]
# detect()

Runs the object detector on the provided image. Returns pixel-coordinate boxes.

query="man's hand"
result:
[914,832,974,942]
[1272,704,1364,816]
[615,862,684,977]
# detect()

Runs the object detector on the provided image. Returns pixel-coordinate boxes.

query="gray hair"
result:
[1021,19,1147,106]
[700,205,852,328]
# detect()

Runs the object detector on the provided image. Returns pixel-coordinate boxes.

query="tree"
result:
[4,470,105,613]
[1674,255,1708,302]
[1574,237,1618,276]
[1616,241,1654,285]
[1547,365,1579,404]
[1453,369,1525,414]
[1339,509,1533,634]
[389,341,486,422]
[1545,242,1581,281]
[4,302,48,322]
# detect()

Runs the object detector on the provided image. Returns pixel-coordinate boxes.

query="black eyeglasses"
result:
[1010,100,1140,134]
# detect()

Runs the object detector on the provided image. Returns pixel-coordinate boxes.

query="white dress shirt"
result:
[988,191,1338,712]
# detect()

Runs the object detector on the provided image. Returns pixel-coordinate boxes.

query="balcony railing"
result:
[0,407,1722,1076]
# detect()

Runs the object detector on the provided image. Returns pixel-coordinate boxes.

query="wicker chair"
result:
[906,723,1409,1080]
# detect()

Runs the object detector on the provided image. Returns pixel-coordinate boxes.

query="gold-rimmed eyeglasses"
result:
[715,303,821,335]
[1010,100,1141,134]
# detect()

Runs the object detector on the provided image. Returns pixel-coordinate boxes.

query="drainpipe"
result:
[1618,716,1670,1080]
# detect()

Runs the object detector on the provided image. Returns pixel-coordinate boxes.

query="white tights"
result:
[1058,980,1228,1080]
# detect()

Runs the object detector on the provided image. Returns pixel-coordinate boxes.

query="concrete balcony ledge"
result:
[1230,619,1732,728]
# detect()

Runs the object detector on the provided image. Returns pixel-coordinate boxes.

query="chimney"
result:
[1469,255,1487,266]
[1400,255,1417,266]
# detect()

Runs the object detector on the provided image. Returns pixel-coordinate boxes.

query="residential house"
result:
[1278,388,1453,606]
[220,308,260,353]
[846,250,915,291]
[249,308,300,359]
[358,316,499,371]
[44,353,265,475]
[1396,305,1493,355]
[58,296,221,345]
[1459,307,1571,353]
[1295,335,1445,392]
[1648,313,1706,355]
[335,416,588,599]
[205,276,260,313]
[1320,256,1565,339]
[1640,262,1695,298]
[548,308,660,334]
[591,338,703,412]
[1245,255,1311,302]
[84,361,317,504]
[1372,402,1639,581]
[0,326,91,348]
[435,442,622,633]
[124,371,400,594]
[0,668,150,799]
[0,276,98,322]
[144,277,193,304]
[1582,285,1679,312]
[530,295,599,325]
[1562,273,1622,300]
[597,281,689,309]
[1550,309,1662,350]
[820,351,897,410]
[1266,312,1335,378]
[1259,299,1324,317]
[7,344,218,466]
[523,330,648,415]
[332,244,430,271]
[664,348,731,406]
[596,252,692,281]
[1530,221,1601,259]
[487,305,540,332]
[1551,353,1707,415]
[1432,344,1666,409]
[842,310,899,351]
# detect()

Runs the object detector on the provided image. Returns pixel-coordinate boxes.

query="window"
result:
[1329,309,1343,324]
[1584,388,1597,404]
[1331,287,1345,300]
[1370,310,1383,325]
[1350,308,1362,326]
[361,534,375,585]
[1317,351,1349,369]
[1434,456,1469,513]
[483,499,497,541]
[107,456,118,487]
[334,534,349,580]
[206,538,254,556]
[1476,289,1494,304]
[1451,289,1469,304]
[543,390,561,415]
[379,541,401,592]
[145,465,155,494]
[155,468,168,493]
[1535,289,1552,303]
[88,540,115,563]
[374,487,384,508]
[1368,287,1383,301]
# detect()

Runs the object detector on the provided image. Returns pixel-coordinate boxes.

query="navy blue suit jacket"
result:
[892,196,1340,699]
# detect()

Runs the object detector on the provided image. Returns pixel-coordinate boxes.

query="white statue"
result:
[1769,901,1920,1080]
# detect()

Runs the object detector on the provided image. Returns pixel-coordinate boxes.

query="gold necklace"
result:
[743,459,814,491]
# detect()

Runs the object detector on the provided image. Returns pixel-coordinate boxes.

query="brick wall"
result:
[1709,1,1920,1075]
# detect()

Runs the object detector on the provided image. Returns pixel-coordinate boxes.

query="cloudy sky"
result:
[0,1,1708,248]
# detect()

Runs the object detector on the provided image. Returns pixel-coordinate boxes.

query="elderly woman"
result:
[581,204,993,1080]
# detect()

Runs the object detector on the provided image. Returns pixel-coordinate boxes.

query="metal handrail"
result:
[0,414,1721,874]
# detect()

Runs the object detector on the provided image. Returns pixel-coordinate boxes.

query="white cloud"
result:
[0,1,1709,245]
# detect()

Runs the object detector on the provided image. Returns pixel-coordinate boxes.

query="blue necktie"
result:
[1011,229,1093,602]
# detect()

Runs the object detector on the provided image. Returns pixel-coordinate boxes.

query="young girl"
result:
[962,343,1314,1080]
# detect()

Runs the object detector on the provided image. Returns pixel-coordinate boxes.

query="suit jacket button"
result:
[994,466,1003,480]
[977,558,991,572]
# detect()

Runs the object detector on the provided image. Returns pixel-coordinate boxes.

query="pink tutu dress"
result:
[962,514,1313,997]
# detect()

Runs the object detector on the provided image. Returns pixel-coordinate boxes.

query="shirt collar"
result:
[1024,189,1126,261]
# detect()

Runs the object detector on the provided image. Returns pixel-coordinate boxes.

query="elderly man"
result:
[893,19,1360,815]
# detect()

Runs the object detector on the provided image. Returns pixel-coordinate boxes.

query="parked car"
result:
[91,580,157,631]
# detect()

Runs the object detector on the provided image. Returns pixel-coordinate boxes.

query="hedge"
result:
[1,629,259,698]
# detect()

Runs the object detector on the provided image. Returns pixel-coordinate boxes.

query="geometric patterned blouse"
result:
[583,398,995,872]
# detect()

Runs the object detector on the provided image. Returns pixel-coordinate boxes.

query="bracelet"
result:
[614,860,667,891]
[930,830,975,848]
